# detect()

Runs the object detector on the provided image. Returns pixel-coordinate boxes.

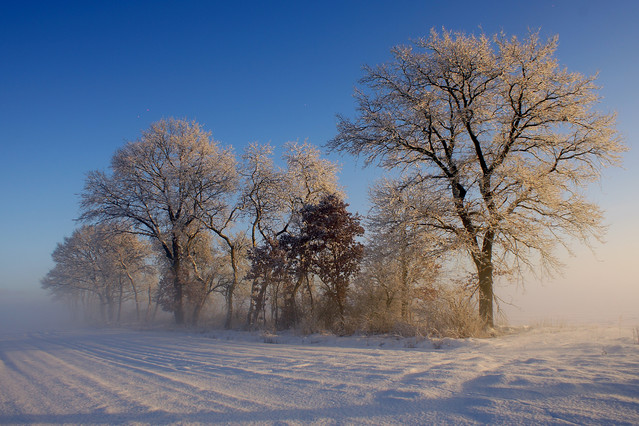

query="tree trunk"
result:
[335,284,346,328]
[280,275,303,329]
[172,259,184,325]
[191,301,204,326]
[132,284,140,322]
[122,266,141,322]
[248,280,268,328]
[478,260,494,328]
[475,230,495,328]
[145,283,154,322]
[305,275,315,314]
[224,245,239,329]
[117,278,123,324]
[400,250,409,322]
[247,280,258,327]
[224,287,234,329]
[172,236,185,325]
[272,282,280,326]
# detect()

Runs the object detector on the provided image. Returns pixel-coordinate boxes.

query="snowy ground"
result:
[1,325,639,425]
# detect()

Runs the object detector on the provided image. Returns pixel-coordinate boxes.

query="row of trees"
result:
[43,30,623,333]
[42,224,156,323]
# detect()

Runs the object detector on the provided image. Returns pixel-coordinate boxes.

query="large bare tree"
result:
[329,30,625,327]
[80,118,237,324]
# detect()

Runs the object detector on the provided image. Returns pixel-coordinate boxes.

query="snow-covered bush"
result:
[349,277,487,338]
[414,284,487,338]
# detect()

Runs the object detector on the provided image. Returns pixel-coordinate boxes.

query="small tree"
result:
[367,180,441,323]
[330,30,625,327]
[108,228,156,322]
[294,195,364,329]
[181,232,229,326]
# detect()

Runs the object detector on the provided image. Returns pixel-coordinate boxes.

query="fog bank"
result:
[0,289,74,333]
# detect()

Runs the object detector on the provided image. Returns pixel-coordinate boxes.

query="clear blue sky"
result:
[1,0,637,322]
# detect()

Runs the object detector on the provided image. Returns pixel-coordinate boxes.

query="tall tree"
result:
[329,30,625,327]
[240,143,288,327]
[277,143,344,327]
[80,118,237,324]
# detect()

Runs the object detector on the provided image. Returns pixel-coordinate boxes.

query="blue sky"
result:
[1,0,637,322]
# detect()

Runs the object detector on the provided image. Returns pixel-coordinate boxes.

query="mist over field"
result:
[2,283,639,423]
[0,289,74,333]
[3,278,639,423]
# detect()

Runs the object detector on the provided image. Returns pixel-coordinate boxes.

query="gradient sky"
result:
[1,0,637,324]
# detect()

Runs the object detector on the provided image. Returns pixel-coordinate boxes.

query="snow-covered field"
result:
[1,325,638,424]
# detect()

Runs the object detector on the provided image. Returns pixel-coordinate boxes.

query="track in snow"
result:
[1,326,639,424]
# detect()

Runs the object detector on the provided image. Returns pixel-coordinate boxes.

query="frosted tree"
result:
[108,227,156,321]
[283,141,343,210]
[242,141,343,328]
[240,143,289,247]
[195,174,248,329]
[292,194,364,330]
[240,143,289,326]
[276,142,344,327]
[363,179,440,324]
[80,118,237,324]
[42,224,154,323]
[329,30,625,327]
[180,232,232,326]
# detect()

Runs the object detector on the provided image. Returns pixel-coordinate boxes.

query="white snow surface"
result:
[1,325,638,424]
